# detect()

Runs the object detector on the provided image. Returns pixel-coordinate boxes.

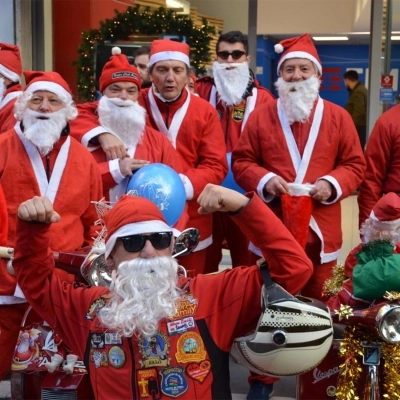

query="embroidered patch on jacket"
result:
[186,359,212,383]
[139,331,170,368]
[175,332,207,363]
[108,346,126,368]
[160,366,188,397]
[170,294,198,321]
[86,294,109,320]
[167,316,196,336]
[232,106,245,122]
[137,368,161,399]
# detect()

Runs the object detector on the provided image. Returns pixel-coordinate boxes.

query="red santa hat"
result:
[149,40,190,68]
[0,43,22,82]
[104,195,172,259]
[99,47,141,93]
[23,71,72,103]
[369,192,400,229]
[274,33,322,75]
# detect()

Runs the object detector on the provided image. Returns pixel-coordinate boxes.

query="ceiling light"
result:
[312,36,349,41]
[166,0,190,14]
[391,36,400,40]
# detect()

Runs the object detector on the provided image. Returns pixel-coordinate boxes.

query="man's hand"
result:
[98,133,128,160]
[264,176,289,197]
[119,158,150,177]
[197,184,249,214]
[18,196,60,224]
[309,179,333,202]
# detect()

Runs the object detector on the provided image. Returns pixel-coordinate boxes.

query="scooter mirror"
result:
[172,228,200,258]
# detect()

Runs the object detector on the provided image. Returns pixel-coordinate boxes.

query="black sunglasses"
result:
[217,50,246,60]
[119,232,173,253]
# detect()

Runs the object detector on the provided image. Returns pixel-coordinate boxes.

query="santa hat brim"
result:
[25,81,72,102]
[277,51,322,75]
[149,51,190,68]
[369,210,400,229]
[0,64,20,82]
[105,220,172,259]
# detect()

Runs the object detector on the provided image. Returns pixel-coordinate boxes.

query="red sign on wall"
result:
[381,75,394,88]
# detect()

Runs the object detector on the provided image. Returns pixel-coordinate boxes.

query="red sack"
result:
[281,184,314,249]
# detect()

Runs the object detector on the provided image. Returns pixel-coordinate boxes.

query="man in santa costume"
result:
[138,39,228,274]
[69,47,182,205]
[358,104,400,227]
[0,42,23,133]
[196,30,274,273]
[0,71,102,381]
[327,192,400,310]
[12,184,312,399]
[232,34,365,398]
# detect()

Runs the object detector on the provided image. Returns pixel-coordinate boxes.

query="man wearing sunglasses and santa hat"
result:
[12,183,312,399]
[196,30,274,275]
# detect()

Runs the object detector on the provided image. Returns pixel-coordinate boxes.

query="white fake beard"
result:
[99,256,180,338]
[22,108,68,156]
[275,75,321,124]
[98,96,146,148]
[212,61,250,106]
[0,78,5,103]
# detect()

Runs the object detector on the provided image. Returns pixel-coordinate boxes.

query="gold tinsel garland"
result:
[336,326,400,399]
[322,263,346,298]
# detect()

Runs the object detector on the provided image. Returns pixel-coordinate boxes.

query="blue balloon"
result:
[126,163,186,226]
[222,153,245,194]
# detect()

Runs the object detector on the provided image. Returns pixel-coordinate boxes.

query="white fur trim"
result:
[274,43,284,54]
[318,175,342,204]
[149,51,190,67]
[0,64,20,82]
[105,221,173,259]
[192,235,212,252]
[277,51,322,75]
[25,81,72,102]
[257,172,277,203]
[0,90,21,109]
[81,126,108,148]
[112,47,122,55]
[179,173,194,200]
[369,211,400,229]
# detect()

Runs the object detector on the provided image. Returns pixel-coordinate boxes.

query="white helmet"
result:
[231,271,333,377]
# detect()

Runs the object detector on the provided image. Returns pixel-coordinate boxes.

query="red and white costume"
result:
[196,76,274,272]
[69,101,183,202]
[139,87,228,273]
[358,104,400,226]
[0,83,22,133]
[14,193,312,400]
[233,98,365,295]
[0,125,102,379]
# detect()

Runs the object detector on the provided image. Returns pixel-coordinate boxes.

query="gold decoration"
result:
[382,342,400,399]
[383,291,400,301]
[334,305,354,321]
[322,264,347,298]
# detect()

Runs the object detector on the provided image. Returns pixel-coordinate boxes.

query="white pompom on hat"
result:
[275,33,322,75]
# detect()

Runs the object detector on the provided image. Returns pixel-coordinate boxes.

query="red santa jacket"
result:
[358,104,400,226]
[0,83,22,133]
[0,125,103,296]
[196,77,274,152]
[139,88,228,250]
[14,193,313,400]
[232,97,366,263]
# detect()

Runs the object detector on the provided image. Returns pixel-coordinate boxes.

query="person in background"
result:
[0,71,102,382]
[69,47,182,205]
[343,69,368,150]
[13,184,313,399]
[133,45,151,89]
[232,34,365,399]
[357,102,400,227]
[0,42,23,133]
[196,30,274,274]
[187,68,197,95]
[139,39,228,274]
[326,192,400,310]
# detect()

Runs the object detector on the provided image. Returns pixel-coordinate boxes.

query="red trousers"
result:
[0,303,29,381]
[204,212,250,274]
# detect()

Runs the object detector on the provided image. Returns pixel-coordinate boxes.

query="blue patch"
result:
[160,366,188,397]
